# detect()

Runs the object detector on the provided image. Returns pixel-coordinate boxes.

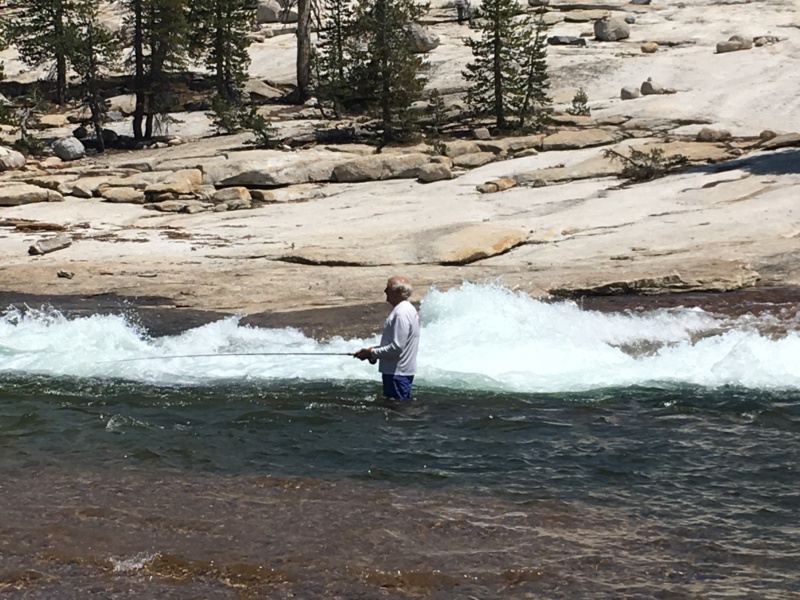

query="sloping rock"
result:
[759,133,800,151]
[210,158,342,187]
[28,234,72,256]
[244,78,285,101]
[542,129,617,151]
[516,154,620,185]
[420,224,529,265]
[0,184,64,206]
[549,261,760,297]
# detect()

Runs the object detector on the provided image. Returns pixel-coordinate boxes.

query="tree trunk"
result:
[296,0,311,103]
[132,0,145,140]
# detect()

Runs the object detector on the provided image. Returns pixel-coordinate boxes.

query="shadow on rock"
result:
[688,148,800,177]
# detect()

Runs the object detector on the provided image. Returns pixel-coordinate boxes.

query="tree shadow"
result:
[684,147,800,177]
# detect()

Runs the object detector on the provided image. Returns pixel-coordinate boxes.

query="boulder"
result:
[621,86,640,100]
[640,78,675,95]
[452,152,496,168]
[477,178,517,193]
[0,146,26,171]
[696,127,731,142]
[333,153,429,183]
[28,234,72,256]
[594,16,630,42]
[417,162,453,183]
[211,187,252,204]
[52,137,85,161]
[0,184,64,206]
[257,0,297,23]
[101,187,146,204]
[404,23,440,53]
[444,140,482,158]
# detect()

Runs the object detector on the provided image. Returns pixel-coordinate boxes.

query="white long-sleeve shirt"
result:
[371,300,420,376]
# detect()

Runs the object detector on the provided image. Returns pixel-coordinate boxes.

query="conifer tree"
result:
[511,8,551,131]
[188,0,255,103]
[2,0,94,105]
[123,0,189,139]
[349,0,427,146]
[312,0,357,118]
[72,4,119,152]
[464,0,551,131]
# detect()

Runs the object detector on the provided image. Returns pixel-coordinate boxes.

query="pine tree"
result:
[122,0,189,140]
[72,3,119,152]
[464,0,550,131]
[188,0,255,103]
[349,0,427,147]
[463,0,520,130]
[511,8,551,131]
[312,0,357,118]
[2,0,94,105]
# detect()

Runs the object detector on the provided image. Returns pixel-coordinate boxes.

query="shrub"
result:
[567,88,590,116]
[604,147,688,181]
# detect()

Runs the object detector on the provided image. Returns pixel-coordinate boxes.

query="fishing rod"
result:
[106,352,357,363]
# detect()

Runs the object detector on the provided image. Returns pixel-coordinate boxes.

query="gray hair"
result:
[388,277,413,300]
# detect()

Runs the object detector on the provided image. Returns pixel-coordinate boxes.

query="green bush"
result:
[604,147,688,181]
[567,88,590,116]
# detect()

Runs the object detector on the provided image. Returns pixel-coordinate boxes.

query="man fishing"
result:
[354,276,420,400]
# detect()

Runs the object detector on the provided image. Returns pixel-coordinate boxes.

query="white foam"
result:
[2,283,799,392]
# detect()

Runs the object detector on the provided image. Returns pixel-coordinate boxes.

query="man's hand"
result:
[353,348,377,364]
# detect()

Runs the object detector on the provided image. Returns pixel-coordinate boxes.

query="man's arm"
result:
[371,312,411,360]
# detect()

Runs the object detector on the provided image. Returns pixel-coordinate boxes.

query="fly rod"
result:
[106,352,356,363]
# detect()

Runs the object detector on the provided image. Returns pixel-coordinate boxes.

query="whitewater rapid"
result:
[2,283,800,392]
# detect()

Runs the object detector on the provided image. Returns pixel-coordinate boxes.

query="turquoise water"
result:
[1,284,799,598]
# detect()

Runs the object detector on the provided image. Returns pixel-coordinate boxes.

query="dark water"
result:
[1,376,799,598]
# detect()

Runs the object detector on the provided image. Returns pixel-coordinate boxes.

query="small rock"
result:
[759,130,778,141]
[472,127,491,140]
[625,15,636,24]
[476,182,499,194]
[641,41,658,53]
[57,270,74,279]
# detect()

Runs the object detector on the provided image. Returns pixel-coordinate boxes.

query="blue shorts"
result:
[382,374,414,400]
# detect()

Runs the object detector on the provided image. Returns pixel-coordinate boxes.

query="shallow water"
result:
[1,284,799,598]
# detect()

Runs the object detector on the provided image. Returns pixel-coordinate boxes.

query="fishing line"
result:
[104,352,356,363]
